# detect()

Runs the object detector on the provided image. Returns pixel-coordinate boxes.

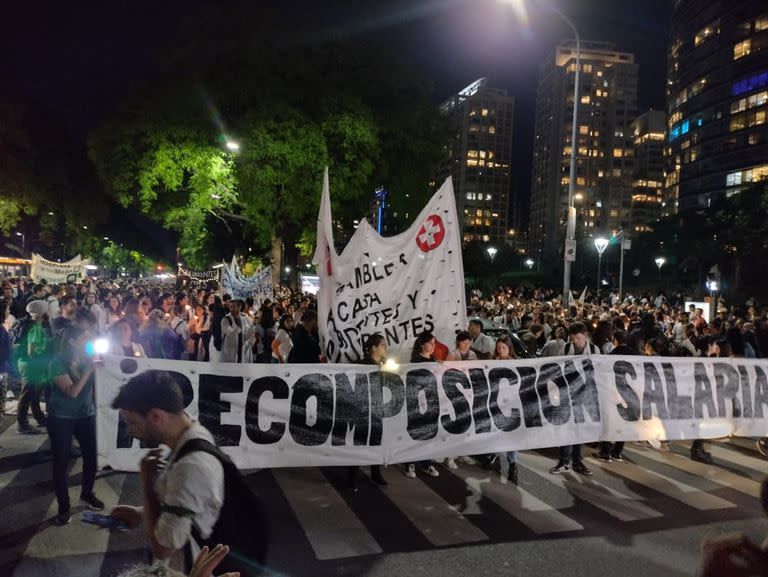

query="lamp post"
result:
[487,246,498,263]
[503,0,580,303]
[525,258,534,270]
[655,257,666,284]
[594,237,609,301]
[15,232,25,258]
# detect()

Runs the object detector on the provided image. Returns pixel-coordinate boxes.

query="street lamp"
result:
[504,0,581,303]
[225,140,240,152]
[655,256,666,285]
[486,246,498,263]
[525,258,534,270]
[594,237,609,301]
[15,232,25,258]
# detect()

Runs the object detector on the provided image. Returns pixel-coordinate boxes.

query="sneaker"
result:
[17,425,44,435]
[507,463,518,485]
[610,452,625,462]
[446,458,458,470]
[593,451,612,462]
[756,439,767,457]
[572,462,593,476]
[549,462,569,475]
[405,464,416,478]
[80,493,105,511]
[55,510,71,526]
[425,465,440,477]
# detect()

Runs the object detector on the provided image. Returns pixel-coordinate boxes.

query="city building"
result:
[630,110,666,230]
[665,1,768,212]
[528,41,638,262]
[440,78,515,245]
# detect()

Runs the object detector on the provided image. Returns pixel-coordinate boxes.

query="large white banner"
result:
[312,170,466,363]
[96,355,768,472]
[30,253,85,283]
[220,260,273,302]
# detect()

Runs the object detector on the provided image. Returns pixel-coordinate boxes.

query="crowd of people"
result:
[1,275,767,576]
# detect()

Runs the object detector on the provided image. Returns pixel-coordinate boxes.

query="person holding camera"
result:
[48,324,104,525]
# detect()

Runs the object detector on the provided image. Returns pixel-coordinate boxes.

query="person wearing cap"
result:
[16,299,51,434]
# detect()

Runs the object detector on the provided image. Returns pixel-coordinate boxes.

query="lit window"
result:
[610,210,618,217]
[596,70,603,77]
[734,39,751,60]
[579,125,589,135]
[468,150,478,158]
[486,194,492,201]
[695,20,719,46]
[578,146,588,156]
[598,170,604,177]
[595,89,602,97]
[613,148,623,158]
[482,235,490,242]
[583,64,592,73]
[479,150,486,158]
[580,95,591,104]
[576,177,586,186]
[467,159,479,166]
[756,16,768,31]
[612,168,622,177]
[481,108,489,116]
[488,125,496,134]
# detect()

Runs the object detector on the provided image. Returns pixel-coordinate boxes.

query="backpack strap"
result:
[564,342,571,355]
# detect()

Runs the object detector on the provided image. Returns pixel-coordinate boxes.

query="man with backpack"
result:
[109,370,267,576]
[14,300,51,434]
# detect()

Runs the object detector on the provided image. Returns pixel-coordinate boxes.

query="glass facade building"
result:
[665,1,768,211]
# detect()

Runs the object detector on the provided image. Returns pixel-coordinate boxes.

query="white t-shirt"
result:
[471,332,495,356]
[154,422,225,562]
[272,328,293,361]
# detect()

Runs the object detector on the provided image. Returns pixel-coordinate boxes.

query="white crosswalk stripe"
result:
[273,468,383,560]
[518,452,664,522]
[2,431,766,574]
[447,467,584,534]
[366,466,489,547]
[623,444,763,498]
[706,442,768,476]
[586,455,737,511]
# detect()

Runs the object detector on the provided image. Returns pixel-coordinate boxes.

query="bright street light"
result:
[486,246,498,263]
[225,140,240,151]
[654,257,666,271]
[525,258,534,270]
[594,237,609,302]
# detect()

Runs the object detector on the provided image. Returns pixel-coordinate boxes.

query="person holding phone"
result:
[48,325,104,525]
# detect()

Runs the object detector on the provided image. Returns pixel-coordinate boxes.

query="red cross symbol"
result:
[416,215,445,252]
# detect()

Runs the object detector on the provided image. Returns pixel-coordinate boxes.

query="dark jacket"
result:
[609,344,637,355]
[288,324,320,363]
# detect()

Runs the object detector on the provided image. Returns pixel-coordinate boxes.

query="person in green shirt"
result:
[48,324,104,525]
[16,300,50,434]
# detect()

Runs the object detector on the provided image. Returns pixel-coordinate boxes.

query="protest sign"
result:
[313,169,466,363]
[96,355,768,472]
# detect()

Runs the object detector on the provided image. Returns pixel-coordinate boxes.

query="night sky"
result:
[2,0,672,234]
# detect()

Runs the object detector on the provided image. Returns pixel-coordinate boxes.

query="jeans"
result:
[47,415,97,513]
[559,444,582,465]
[506,450,518,464]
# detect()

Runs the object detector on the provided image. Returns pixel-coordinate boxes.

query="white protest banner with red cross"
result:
[313,172,466,363]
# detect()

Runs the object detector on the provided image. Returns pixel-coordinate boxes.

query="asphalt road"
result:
[1,413,766,577]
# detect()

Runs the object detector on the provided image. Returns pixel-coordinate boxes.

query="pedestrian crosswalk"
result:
[0,420,766,577]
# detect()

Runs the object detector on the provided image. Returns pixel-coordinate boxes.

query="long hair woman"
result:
[347,334,389,490]
[404,332,440,478]
[48,325,103,525]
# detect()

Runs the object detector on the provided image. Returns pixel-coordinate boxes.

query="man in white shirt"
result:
[110,371,225,573]
[467,319,495,359]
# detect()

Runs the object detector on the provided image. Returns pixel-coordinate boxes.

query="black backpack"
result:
[174,438,268,577]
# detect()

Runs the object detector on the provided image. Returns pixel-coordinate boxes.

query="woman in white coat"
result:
[219,299,255,363]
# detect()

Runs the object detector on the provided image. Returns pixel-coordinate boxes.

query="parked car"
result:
[467,317,535,359]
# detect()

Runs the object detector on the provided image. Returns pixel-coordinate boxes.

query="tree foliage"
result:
[87,8,448,269]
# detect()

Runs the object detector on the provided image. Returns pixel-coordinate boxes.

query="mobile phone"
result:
[82,511,128,531]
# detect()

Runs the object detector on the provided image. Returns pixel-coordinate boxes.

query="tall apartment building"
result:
[666,1,768,212]
[440,78,515,245]
[630,110,666,230]
[528,41,638,262]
